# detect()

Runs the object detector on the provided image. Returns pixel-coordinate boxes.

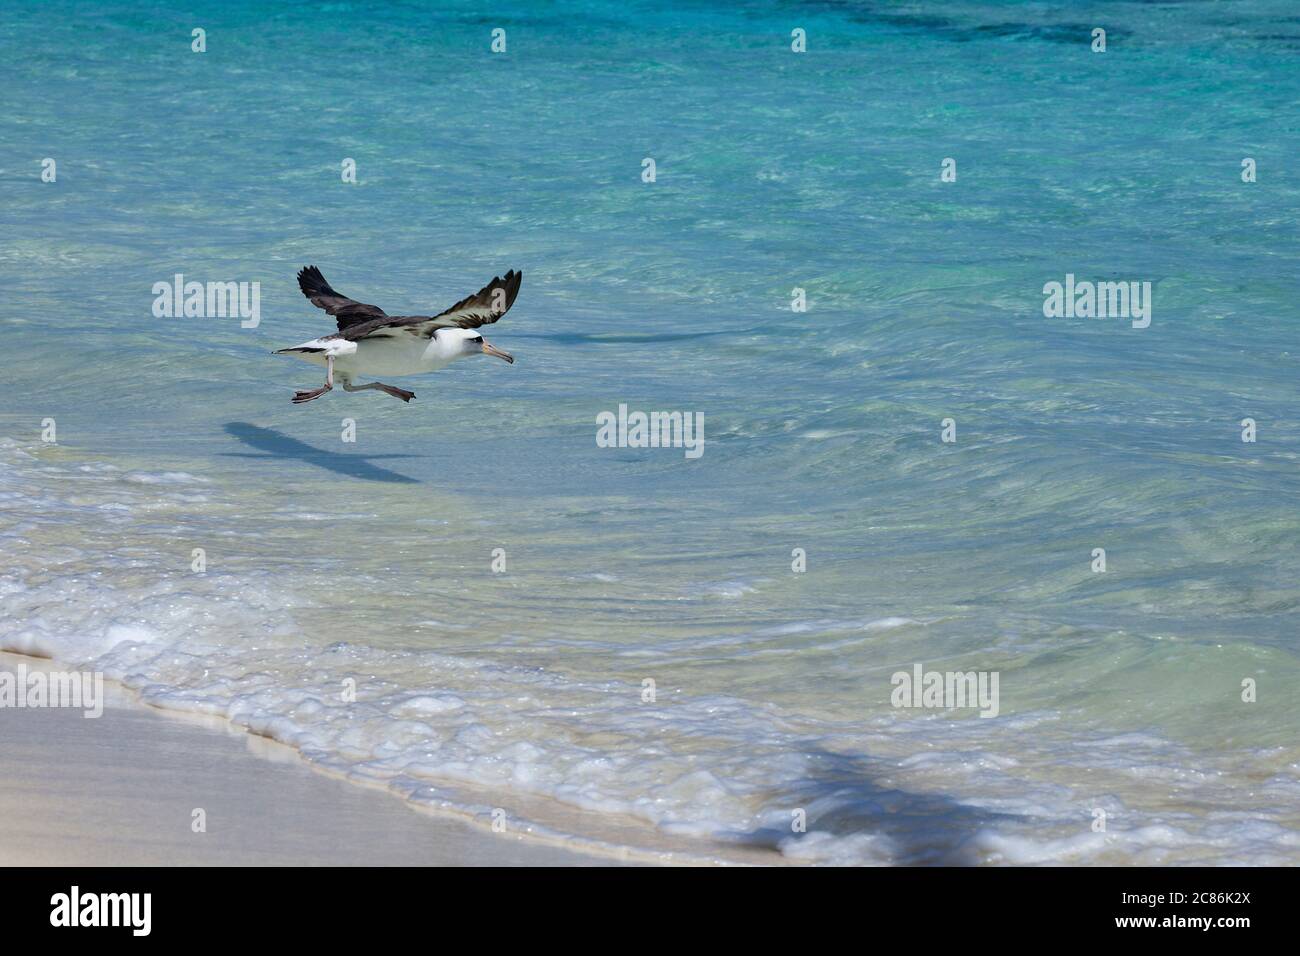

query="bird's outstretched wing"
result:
[297,266,387,332]
[321,269,524,343]
[426,270,523,330]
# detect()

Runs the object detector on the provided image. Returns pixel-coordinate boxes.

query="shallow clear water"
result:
[2,0,1299,863]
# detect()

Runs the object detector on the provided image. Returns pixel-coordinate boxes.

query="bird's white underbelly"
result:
[336,338,445,378]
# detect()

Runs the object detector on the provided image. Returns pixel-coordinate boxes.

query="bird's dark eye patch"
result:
[471,336,483,342]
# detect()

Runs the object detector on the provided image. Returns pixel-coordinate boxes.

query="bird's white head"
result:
[437,328,514,364]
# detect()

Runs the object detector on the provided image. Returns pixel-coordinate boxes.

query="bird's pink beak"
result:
[481,341,514,364]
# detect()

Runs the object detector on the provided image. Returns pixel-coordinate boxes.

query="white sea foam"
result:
[2,444,1297,865]
[120,470,209,485]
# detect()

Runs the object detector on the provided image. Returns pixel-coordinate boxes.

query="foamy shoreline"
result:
[0,444,793,865]
[0,652,648,866]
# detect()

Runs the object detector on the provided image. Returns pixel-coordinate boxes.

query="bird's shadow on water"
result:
[719,749,1027,865]
[222,422,421,483]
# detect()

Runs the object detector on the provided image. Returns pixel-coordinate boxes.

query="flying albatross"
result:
[276,266,521,404]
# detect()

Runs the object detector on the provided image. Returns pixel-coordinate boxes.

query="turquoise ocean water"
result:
[2,0,1299,863]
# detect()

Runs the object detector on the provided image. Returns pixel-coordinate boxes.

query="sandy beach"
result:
[0,653,629,866]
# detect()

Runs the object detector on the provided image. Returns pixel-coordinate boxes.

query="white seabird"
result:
[277,265,521,404]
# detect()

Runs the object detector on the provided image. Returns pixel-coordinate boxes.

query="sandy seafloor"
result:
[2,1,1299,865]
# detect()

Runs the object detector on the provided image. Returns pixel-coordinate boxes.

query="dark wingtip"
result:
[297,265,332,298]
